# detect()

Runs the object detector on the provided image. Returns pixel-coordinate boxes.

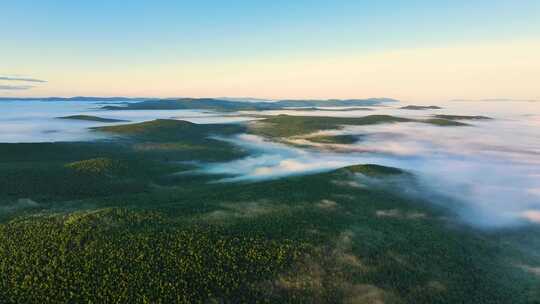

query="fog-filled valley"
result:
[1,97,539,303]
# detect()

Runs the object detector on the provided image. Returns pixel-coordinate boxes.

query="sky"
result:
[1,0,539,102]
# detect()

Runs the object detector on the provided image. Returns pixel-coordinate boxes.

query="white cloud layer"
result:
[203,101,540,228]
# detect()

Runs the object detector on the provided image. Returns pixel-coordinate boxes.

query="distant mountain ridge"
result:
[0,96,398,111]
[100,97,398,112]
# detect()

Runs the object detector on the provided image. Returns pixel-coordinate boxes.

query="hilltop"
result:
[248,114,468,138]
[57,115,128,123]
[94,119,244,141]
[400,105,443,110]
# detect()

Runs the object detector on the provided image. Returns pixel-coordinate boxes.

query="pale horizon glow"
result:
[1,1,539,102]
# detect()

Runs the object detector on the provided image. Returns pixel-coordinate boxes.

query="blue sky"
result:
[1,1,539,100]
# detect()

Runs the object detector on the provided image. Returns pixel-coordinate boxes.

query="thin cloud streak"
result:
[0,76,47,83]
[0,85,34,90]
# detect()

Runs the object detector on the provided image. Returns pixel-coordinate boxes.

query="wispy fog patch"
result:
[201,134,383,181]
[518,264,540,276]
[522,211,540,224]
[317,199,338,210]
[204,127,540,227]
[332,179,364,189]
[204,102,540,228]
[0,198,40,214]
[198,200,292,222]
[376,209,427,219]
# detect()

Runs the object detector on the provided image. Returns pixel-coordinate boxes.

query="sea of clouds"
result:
[1,98,539,228]
[0,100,257,142]
[204,101,540,228]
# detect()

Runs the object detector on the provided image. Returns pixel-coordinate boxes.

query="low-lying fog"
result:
[209,101,540,228]
[0,100,257,143]
[1,98,539,228]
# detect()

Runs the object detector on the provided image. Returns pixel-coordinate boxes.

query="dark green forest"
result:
[0,118,538,303]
